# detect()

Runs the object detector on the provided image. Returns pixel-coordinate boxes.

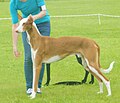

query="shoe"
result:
[26,88,42,95]
[26,88,32,95]
[37,88,42,94]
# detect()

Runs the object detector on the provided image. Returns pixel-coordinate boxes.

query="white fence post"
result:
[98,14,101,25]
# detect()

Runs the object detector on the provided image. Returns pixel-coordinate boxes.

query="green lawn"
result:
[0,0,120,103]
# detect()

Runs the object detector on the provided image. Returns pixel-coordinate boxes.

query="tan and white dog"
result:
[16,15,115,99]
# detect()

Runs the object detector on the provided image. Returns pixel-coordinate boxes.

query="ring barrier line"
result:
[0,14,120,25]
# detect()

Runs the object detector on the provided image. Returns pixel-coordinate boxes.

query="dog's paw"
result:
[107,93,111,97]
[44,82,49,86]
[29,92,36,99]
[89,81,94,84]
[81,79,86,84]
[97,91,103,94]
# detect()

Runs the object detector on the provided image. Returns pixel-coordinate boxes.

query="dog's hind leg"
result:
[98,82,103,94]
[76,55,82,65]
[89,74,94,84]
[88,68,103,93]
[93,74,103,94]
[76,55,94,84]
[81,70,89,83]
[44,63,51,86]
[85,59,111,96]
[76,55,88,83]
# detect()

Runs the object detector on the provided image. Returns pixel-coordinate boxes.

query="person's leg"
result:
[36,21,51,88]
[22,32,33,91]
[37,21,51,36]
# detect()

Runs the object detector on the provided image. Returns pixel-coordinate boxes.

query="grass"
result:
[0,0,120,103]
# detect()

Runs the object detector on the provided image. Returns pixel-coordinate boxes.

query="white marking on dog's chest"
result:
[26,32,31,45]
[31,48,38,60]
[43,56,61,63]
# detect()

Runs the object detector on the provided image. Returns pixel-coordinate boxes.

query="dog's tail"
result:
[100,61,115,73]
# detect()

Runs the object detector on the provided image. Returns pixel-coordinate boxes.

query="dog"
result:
[18,14,95,86]
[16,15,115,99]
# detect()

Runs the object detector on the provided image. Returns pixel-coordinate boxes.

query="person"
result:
[9,0,51,94]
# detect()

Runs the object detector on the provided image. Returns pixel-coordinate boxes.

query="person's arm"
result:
[32,5,47,21]
[12,23,21,57]
[10,1,20,57]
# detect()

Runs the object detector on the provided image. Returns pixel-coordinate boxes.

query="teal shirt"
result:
[10,0,50,24]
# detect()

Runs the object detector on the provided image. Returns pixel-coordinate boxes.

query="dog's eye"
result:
[23,23,25,25]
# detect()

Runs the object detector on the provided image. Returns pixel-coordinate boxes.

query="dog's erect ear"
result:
[18,14,23,20]
[27,14,33,24]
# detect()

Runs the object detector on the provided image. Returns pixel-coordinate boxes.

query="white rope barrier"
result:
[101,14,120,18]
[0,14,120,25]
[51,14,99,18]
[0,18,11,20]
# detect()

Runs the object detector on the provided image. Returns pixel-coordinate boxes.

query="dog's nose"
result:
[15,30,19,33]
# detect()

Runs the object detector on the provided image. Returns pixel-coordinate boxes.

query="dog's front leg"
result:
[30,60,42,99]
[29,50,42,99]
[30,66,36,99]
[29,51,36,99]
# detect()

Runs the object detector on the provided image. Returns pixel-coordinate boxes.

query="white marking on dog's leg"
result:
[90,66,111,96]
[29,66,36,99]
[29,49,38,99]
[105,81,111,96]
[29,62,36,99]
[29,91,36,99]
[85,58,111,96]
[97,82,103,94]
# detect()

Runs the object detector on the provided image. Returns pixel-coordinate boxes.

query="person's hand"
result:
[13,47,21,57]
[31,15,35,21]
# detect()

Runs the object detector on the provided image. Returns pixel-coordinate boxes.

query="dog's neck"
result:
[26,23,42,50]
[27,26,40,38]
[27,22,41,37]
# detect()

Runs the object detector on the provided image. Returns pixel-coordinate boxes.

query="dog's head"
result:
[16,15,33,33]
